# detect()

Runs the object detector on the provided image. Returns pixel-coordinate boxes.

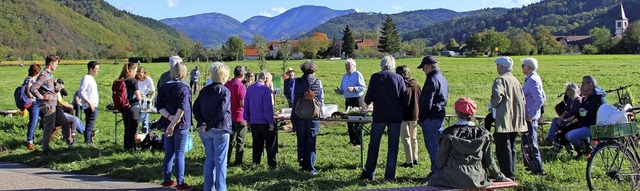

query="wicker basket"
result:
[590,123,639,139]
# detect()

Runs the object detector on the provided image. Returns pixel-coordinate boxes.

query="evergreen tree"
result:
[377,16,402,54]
[342,25,356,58]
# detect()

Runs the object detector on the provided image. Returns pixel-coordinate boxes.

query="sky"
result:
[104,0,541,22]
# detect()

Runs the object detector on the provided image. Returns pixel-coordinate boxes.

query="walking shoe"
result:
[26,142,35,151]
[359,172,374,181]
[175,183,192,191]
[399,163,413,168]
[161,181,177,188]
[42,150,57,157]
[412,160,419,165]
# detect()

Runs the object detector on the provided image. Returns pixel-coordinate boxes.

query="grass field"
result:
[0,55,639,190]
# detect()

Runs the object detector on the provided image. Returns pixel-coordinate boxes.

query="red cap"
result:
[455,97,477,115]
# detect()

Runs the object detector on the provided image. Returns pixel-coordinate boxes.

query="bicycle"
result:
[586,84,640,190]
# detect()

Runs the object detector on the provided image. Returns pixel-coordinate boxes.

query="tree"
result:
[618,21,640,54]
[342,25,356,58]
[252,34,269,70]
[433,42,446,52]
[377,16,401,54]
[402,39,427,57]
[446,38,459,49]
[534,25,563,54]
[191,43,209,62]
[589,27,612,54]
[222,36,245,62]
[504,28,536,55]
[278,40,292,74]
[299,32,331,59]
[582,44,598,54]
[104,44,130,60]
[483,30,511,55]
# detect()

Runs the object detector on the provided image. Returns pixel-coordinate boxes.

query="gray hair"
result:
[170,62,187,80]
[345,58,356,67]
[566,82,580,95]
[522,58,538,71]
[583,75,597,86]
[380,55,396,71]
[300,59,317,74]
[257,71,271,82]
[209,62,230,84]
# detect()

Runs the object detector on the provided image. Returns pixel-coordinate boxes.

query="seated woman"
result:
[428,97,511,189]
[547,83,582,154]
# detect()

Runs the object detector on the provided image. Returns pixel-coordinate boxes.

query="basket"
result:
[590,123,639,139]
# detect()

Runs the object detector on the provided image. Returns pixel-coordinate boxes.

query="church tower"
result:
[615,3,628,36]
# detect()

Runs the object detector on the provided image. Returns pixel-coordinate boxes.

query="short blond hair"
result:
[170,62,187,80]
[210,62,230,84]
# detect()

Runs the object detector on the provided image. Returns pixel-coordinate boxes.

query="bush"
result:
[582,44,598,54]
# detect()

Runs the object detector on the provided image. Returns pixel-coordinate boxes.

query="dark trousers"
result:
[251,124,278,167]
[228,121,247,164]
[494,132,518,180]
[190,80,198,94]
[294,119,319,173]
[123,106,140,150]
[345,97,364,145]
[83,108,98,143]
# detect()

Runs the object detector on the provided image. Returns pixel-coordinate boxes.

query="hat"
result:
[417,56,438,69]
[494,56,513,68]
[169,56,183,68]
[454,97,477,115]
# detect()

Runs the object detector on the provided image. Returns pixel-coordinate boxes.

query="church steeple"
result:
[615,3,629,36]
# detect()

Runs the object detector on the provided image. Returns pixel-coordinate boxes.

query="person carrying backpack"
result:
[290,60,324,175]
[114,62,142,151]
[24,64,41,151]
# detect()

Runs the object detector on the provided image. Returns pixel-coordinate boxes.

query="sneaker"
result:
[176,183,192,191]
[412,160,419,165]
[359,172,374,181]
[161,181,177,188]
[27,142,35,151]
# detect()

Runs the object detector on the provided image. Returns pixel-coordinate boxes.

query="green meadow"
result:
[0,55,639,190]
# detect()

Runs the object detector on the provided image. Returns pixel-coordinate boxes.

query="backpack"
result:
[14,78,33,110]
[112,80,130,111]
[294,79,322,119]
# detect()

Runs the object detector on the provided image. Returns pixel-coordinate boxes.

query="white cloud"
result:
[124,6,134,12]
[272,7,287,14]
[259,12,273,17]
[354,8,361,12]
[167,0,179,8]
[216,4,221,8]
[391,5,402,10]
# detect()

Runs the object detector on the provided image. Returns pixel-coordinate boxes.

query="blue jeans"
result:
[363,122,401,180]
[521,120,544,172]
[566,126,590,147]
[200,128,230,191]
[421,118,444,174]
[64,113,85,134]
[163,128,189,185]
[546,118,560,143]
[139,112,150,134]
[26,101,40,143]
[294,119,320,174]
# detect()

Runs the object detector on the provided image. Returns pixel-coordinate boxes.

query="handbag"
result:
[294,79,322,119]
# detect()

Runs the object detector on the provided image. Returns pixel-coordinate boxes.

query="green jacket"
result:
[428,124,505,189]
[490,72,527,133]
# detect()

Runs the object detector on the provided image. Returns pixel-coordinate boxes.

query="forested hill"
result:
[303,8,508,39]
[404,0,640,43]
[0,0,194,61]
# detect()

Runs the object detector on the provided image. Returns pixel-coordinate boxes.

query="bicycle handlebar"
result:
[606,84,635,93]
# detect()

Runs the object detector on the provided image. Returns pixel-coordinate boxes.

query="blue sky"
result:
[105,0,541,22]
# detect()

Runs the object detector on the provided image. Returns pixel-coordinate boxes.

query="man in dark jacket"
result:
[428,97,510,189]
[417,56,449,179]
[566,75,605,158]
[361,55,408,181]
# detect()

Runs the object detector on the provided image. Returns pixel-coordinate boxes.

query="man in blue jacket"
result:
[417,56,449,180]
[361,55,408,181]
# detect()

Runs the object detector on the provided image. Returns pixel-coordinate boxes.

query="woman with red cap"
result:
[428,97,511,189]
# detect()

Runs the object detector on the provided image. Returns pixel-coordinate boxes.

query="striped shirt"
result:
[30,69,57,108]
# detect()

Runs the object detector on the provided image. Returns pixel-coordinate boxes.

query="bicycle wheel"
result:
[586,142,640,190]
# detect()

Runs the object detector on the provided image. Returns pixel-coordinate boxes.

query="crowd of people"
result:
[20,53,608,190]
